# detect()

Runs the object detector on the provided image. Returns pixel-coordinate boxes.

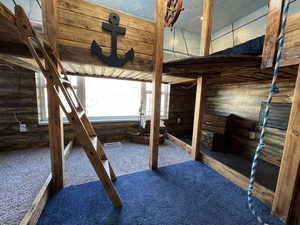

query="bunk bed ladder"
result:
[14,5,122,207]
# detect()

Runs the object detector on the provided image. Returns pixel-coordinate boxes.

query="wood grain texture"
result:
[42,0,64,192]
[261,0,284,68]
[290,184,300,225]
[167,80,295,166]
[200,0,214,56]
[206,80,295,166]
[272,66,300,223]
[191,77,206,160]
[56,0,155,72]
[166,84,196,136]
[19,174,52,225]
[149,0,165,170]
[280,12,300,67]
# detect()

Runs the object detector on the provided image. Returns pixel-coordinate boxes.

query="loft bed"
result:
[163,10,300,85]
[0,1,193,84]
[165,0,300,224]
[0,0,300,224]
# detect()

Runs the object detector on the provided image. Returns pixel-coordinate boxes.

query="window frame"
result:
[36,74,170,124]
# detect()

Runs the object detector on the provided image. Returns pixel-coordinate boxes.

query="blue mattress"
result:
[212,35,265,56]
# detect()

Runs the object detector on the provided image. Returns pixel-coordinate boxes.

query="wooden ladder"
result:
[14,5,122,207]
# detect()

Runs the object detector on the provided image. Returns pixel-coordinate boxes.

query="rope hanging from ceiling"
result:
[247,1,291,224]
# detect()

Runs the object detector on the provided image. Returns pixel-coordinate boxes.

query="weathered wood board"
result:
[56,0,156,72]
[281,12,300,67]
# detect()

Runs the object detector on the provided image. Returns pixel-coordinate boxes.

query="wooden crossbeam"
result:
[0,53,39,72]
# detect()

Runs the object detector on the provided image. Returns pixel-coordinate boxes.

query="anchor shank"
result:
[111,30,118,58]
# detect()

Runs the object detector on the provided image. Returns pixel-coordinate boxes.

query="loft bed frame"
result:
[0,0,299,225]
[0,1,193,84]
[164,0,300,224]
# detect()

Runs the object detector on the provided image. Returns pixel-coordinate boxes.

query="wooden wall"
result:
[57,0,155,72]
[167,80,296,167]
[166,83,196,137]
[0,68,137,151]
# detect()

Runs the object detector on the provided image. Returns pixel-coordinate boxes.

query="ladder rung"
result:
[60,78,71,86]
[77,110,85,119]
[101,159,111,179]
[90,136,98,150]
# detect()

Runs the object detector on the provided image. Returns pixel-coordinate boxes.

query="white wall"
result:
[211,0,300,53]
[164,27,200,59]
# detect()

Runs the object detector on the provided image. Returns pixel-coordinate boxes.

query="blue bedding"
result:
[212,35,265,56]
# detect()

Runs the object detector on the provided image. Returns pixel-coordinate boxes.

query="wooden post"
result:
[272,65,300,223]
[191,0,213,160]
[261,0,285,68]
[191,77,206,160]
[42,0,64,192]
[200,0,214,56]
[149,0,165,170]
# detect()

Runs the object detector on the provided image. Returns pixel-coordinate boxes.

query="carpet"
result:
[37,161,284,225]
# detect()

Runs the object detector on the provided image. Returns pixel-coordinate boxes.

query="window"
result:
[36,73,81,122]
[142,83,170,119]
[36,74,170,123]
[85,78,141,120]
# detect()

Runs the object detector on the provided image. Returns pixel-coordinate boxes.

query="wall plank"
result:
[0,68,138,151]
[167,80,295,166]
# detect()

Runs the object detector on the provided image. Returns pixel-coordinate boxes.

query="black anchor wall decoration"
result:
[91,13,135,67]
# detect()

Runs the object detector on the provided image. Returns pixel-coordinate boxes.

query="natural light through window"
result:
[36,73,170,123]
[85,78,141,119]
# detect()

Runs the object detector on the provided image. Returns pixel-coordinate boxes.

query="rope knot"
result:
[270,85,280,94]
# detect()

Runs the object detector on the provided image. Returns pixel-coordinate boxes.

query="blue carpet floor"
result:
[38,161,284,225]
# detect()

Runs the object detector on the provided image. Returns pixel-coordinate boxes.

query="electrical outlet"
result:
[177,118,181,124]
[20,123,28,132]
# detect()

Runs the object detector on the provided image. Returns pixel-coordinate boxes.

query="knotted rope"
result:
[247,1,291,224]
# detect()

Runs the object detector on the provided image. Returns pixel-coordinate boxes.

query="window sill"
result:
[38,116,168,126]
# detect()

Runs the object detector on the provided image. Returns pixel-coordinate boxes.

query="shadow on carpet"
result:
[38,161,284,225]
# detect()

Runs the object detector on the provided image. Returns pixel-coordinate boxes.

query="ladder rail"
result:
[14,5,122,207]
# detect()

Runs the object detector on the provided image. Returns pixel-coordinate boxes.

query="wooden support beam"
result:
[42,0,64,192]
[149,0,165,169]
[19,175,52,225]
[0,53,39,72]
[191,1,212,160]
[167,134,274,206]
[272,65,300,223]
[261,0,285,68]
[191,77,206,160]
[200,0,214,56]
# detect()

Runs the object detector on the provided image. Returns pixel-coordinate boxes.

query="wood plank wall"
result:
[167,80,296,167]
[56,0,155,72]
[166,84,196,137]
[0,68,137,151]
